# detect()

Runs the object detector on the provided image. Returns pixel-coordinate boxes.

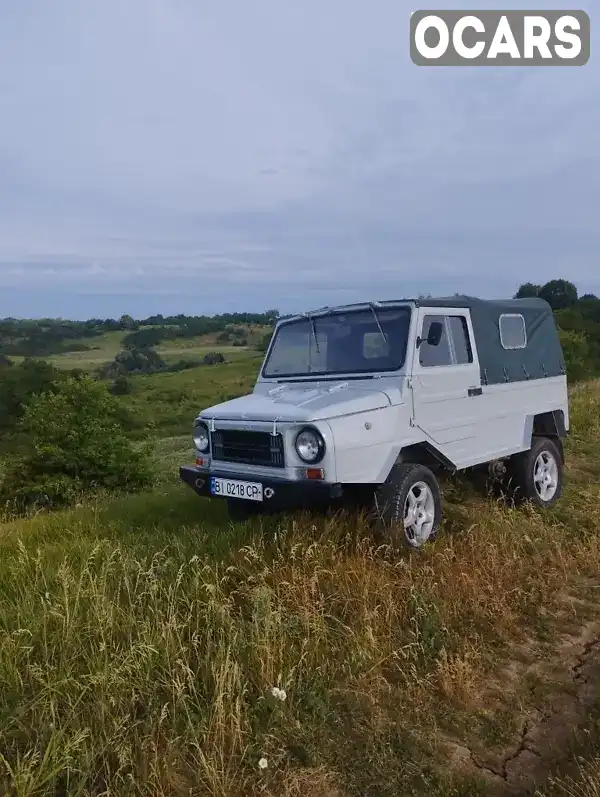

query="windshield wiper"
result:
[303,312,320,354]
[368,302,388,348]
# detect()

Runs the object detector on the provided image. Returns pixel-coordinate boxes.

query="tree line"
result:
[513,279,600,382]
[0,311,279,358]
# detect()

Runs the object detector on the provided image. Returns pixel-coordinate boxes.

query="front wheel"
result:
[372,463,442,549]
[509,436,564,508]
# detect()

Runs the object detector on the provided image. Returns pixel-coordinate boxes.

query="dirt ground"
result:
[441,584,600,795]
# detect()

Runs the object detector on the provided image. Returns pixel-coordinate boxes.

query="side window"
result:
[448,316,473,364]
[499,314,527,349]
[419,315,452,367]
[419,314,473,367]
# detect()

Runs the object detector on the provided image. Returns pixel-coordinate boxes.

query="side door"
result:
[410,308,486,468]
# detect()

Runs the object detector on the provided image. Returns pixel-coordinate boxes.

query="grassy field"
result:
[119,351,263,437]
[8,331,128,370]
[6,325,271,371]
[1,366,600,796]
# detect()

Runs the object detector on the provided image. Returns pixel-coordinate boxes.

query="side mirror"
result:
[416,321,443,348]
[426,321,443,347]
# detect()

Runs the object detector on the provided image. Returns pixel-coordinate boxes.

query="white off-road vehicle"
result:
[180,296,569,548]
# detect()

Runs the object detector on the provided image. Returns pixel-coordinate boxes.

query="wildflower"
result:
[258,757,268,770]
[270,686,287,701]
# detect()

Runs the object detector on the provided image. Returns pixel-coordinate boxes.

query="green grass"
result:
[117,351,263,437]
[16,325,272,372]
[1,379,600,795]
[46,331,127,369]
[156,344,250,364]
[7,331,125,370]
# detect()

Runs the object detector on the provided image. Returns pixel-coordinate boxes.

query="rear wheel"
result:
[510,436,563,508]
[372,463,442,549]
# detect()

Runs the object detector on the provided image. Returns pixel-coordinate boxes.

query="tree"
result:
[257,331,274,353]
[119,314,138,331]
[514,283,541,299]
[538,279,578,311]
[263,309,280,324]
[0,359,67,437]
[0,375,154,511]
[123,327,168,349]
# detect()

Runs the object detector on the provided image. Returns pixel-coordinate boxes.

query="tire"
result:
[510,436,563,508]
[226,497,262,523]
[372,463,443,549]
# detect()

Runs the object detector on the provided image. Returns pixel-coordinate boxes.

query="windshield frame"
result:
[260,304,413,380]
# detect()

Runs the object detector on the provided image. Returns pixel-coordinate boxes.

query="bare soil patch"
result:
[442,600,600,796]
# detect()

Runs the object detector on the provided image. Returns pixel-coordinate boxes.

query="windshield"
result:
[262,306,411,378]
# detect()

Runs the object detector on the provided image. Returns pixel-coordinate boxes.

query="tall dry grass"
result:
[536,758,600,797]
[0,381,599,796]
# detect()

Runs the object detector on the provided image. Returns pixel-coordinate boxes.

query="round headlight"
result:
[193,422,210,453]
[295,427,325,463]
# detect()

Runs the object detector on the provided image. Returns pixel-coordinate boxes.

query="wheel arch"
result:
[532,410,568,438]
[396,442,458,475]
[527,410,567,462]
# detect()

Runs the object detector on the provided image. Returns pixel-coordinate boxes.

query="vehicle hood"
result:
[199,381,397,423]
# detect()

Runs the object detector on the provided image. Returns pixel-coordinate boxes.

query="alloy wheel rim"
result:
[403,481,435,547]
[533,451,559,502]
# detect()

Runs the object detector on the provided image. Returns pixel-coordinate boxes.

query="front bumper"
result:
[179,465,340,509]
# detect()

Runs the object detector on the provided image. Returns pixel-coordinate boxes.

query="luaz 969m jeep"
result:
[180,295,569,548]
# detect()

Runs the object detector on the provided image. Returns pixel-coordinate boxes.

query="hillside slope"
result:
[0,381,600,796]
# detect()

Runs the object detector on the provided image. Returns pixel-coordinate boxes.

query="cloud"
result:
[0,0,598,318]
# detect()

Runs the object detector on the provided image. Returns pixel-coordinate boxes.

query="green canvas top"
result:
[408,295,565,385]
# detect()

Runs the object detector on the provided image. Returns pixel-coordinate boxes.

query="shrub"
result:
[559,329,597,383]
[203,352,225,365]
[0,375,154,511]
[109,374,133,395]
[102,346,167,378]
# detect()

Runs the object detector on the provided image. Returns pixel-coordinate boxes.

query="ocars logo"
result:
[410,10,590,66]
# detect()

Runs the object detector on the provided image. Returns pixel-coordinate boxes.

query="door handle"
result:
[468,387,483,397]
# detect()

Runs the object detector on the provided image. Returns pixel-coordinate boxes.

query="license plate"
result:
[210,477,263,502]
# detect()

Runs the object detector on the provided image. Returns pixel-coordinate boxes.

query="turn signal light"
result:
[196,456,208,467]
[305,468,324,480]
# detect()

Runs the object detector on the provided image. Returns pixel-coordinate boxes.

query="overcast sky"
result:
[0,0,597,320]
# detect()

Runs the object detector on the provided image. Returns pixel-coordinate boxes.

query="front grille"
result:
[211,429,285,468]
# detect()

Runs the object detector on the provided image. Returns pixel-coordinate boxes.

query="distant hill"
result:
[0,311,279,360]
